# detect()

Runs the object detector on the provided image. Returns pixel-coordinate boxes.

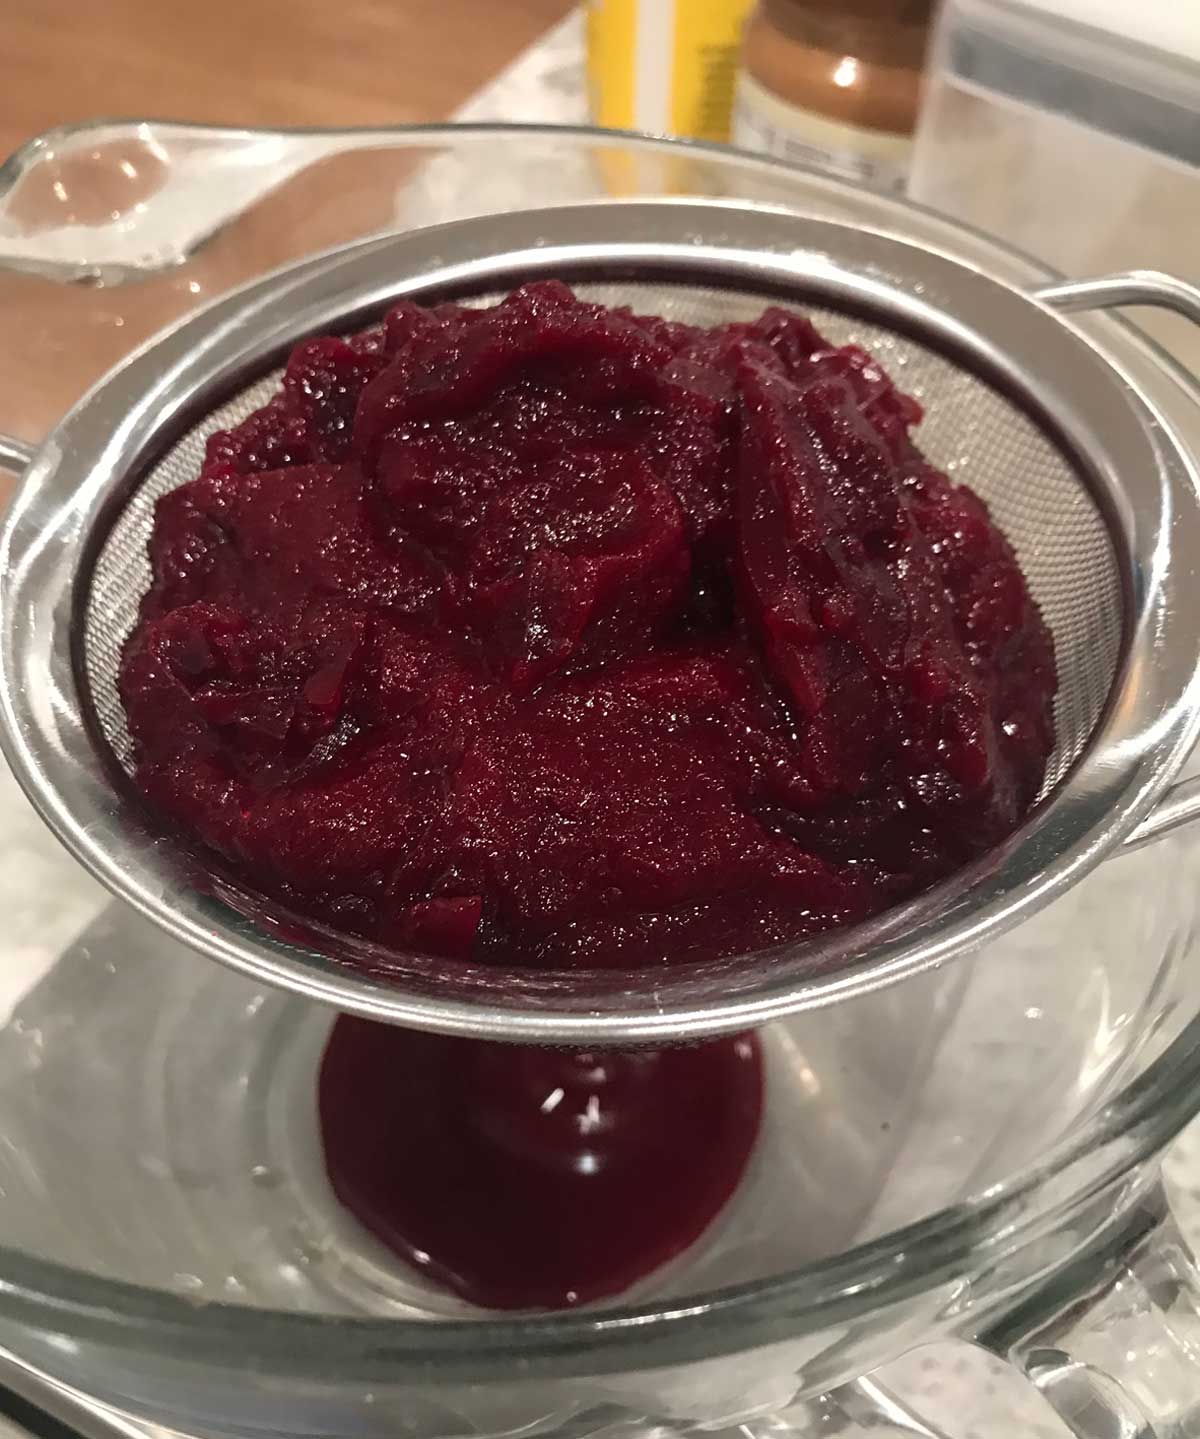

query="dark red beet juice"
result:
[319,1018,763,1310]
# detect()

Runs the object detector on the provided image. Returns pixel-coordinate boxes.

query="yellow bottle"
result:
[586,0,755,144]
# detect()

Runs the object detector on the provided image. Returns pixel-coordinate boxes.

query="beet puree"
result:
[120,282,1056,969]
[318,1019,763,1309]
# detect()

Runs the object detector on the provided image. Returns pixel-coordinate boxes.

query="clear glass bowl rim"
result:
[1,119,1198,1380]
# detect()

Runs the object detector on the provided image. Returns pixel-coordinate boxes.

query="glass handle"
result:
[987,1181,1200,1438]
[816,1377,956,1436]
[740,1377,954,1439]
[0,120,350,284]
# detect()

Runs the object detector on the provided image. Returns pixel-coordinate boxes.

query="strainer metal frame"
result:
[2,199,1200,1044]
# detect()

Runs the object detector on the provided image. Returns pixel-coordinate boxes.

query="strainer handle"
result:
[1033,270,1200,857]
[1121,779,1200,854]
[0,435,34,478]
[1032,270,1200,329]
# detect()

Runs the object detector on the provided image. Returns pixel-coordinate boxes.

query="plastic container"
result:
[910,0,1200,370]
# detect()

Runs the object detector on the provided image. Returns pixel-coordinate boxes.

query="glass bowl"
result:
[2,123,1200,1439]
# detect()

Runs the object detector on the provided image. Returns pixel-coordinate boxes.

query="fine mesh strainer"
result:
[3,199,1200,1044]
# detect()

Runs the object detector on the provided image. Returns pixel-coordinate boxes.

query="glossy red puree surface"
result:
[318,1018,763,1309]
[120,282,1056,970]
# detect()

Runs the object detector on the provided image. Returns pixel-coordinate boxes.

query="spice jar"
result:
[733,0,933,192]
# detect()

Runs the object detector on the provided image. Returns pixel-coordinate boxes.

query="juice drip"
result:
[319,1018,764,1310]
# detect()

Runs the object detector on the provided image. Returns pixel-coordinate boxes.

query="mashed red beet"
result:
[120,283,1056,970]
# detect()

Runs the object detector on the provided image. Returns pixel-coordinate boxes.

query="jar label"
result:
[732,71,914,192]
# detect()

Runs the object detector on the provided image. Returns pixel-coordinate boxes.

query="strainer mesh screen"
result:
[85,282,1123,800]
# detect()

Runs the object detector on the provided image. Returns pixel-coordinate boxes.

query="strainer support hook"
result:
[1032,269,1200,853]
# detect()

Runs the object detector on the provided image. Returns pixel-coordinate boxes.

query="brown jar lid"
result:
[756,0,932,67]
[764,0,933,24]
[742,0,931,133]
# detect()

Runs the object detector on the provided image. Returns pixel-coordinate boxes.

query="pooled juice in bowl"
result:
[319,1021,763,1309]
[119,282,1055,1307]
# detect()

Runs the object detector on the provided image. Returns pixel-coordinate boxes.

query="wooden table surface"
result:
[1,0,575,161]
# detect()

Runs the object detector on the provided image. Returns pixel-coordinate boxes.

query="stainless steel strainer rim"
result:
[3,198,1200,1043]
